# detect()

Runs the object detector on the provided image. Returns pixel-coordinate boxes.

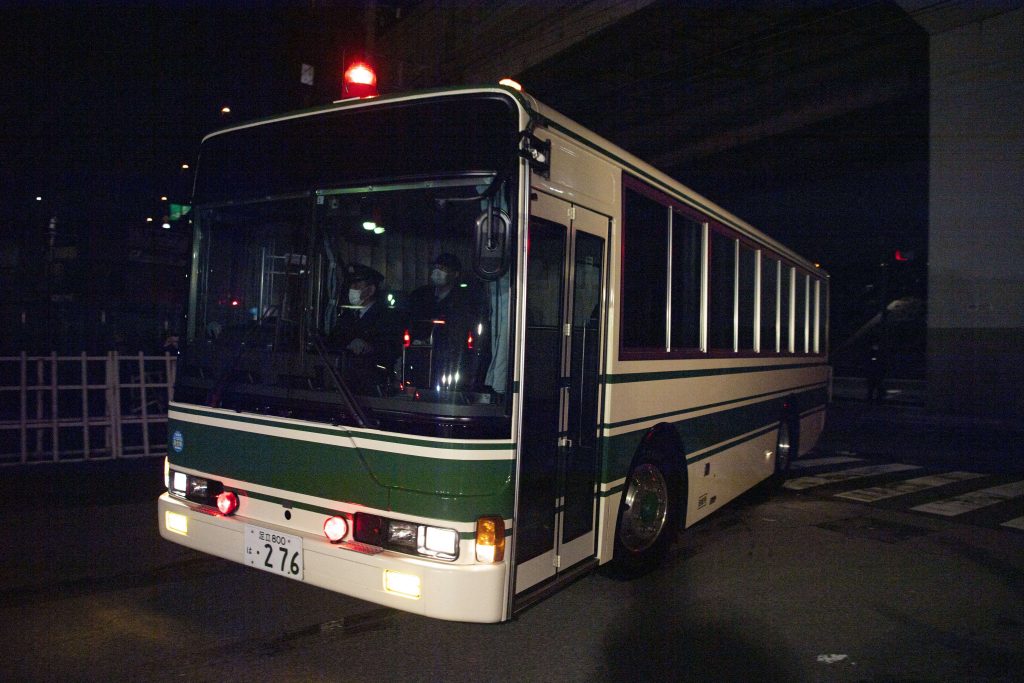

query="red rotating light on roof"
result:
[343,62,378,99]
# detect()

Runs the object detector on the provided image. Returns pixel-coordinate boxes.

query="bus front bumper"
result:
[157,493,507,623]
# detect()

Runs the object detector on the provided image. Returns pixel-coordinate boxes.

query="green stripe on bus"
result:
[355,432,513,451]
[686,424,778,464]
[596,422,779,499]
[168,418,515,522]
[599,386,828,484]
[601,484,626,498]
[388,484,514,522]
[170,404,514,452]
[244,490,342,517]
[602,381,827,430]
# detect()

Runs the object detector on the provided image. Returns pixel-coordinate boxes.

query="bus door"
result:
[514,192,608,595]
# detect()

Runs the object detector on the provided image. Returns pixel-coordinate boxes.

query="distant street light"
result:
[35,196,42,201]
[160,195,168,201]
[220,106,231,115]
[146,217,154,223]
[181,163,190,170]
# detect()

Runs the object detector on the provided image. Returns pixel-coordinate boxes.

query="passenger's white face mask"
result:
[430,268,448,287]
[348,288,364,306]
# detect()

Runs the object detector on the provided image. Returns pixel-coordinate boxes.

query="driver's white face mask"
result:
[348,287,364,306]
[430,268,448,287]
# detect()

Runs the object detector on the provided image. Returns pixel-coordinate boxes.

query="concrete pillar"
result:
[927,8,1024,418]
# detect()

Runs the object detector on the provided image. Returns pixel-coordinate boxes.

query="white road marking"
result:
[911,480,1024,516]
[835,471,986,503]
[790,456,864,471]
[784,463,921,490]
[1002,516,1024,530]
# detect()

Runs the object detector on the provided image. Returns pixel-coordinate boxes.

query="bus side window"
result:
[621,187,668,351]
[709,231,736,351]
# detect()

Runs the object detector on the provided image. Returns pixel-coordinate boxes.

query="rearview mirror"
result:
[473,209,509,281]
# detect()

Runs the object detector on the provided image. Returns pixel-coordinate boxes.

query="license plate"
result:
[245,524,303,581]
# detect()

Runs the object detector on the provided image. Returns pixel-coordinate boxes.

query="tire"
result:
[767,418,799,490]
[609,451,679,577]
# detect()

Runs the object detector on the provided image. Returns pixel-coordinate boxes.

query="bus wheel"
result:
[767,418,798,490]
[611,454,677,576]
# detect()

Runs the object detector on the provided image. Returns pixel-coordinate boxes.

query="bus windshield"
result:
[175,181,514,438]
[175,95,520,439]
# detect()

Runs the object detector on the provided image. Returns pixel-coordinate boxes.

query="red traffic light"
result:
[894,249,915,262]
[343,62,378,99]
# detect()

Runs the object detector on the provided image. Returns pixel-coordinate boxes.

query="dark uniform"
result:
[329,264,401,392]
[406,254,490,389]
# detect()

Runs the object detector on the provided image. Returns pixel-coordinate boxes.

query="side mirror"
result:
[473,209,510,281]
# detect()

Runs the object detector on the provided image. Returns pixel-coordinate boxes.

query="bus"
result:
[159,78,830,623]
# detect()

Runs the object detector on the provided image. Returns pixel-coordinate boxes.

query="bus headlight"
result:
[419,526,459,559]
[167,468,227,508]
[385,520,419,551]
[354,513,459,561]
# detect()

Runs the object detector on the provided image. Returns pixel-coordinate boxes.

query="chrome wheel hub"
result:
[619,463,669,552]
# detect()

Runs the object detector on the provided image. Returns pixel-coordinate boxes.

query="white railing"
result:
[0,353,176,466]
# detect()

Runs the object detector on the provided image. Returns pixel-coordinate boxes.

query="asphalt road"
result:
[1,400,1022,682]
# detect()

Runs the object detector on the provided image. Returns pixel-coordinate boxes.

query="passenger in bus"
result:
[408,253,466,322]
[329,264,401,390]
[406,253,490,389]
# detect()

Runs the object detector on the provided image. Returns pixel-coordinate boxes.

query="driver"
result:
[328,264,400,389]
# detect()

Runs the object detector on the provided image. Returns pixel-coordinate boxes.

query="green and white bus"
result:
[159,79,830,623]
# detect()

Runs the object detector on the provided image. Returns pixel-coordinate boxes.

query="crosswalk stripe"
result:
[835,471,986,503]
[1002,516,1024,530]
[784,463,921,491]
[790,456,864,471]
[911,480,1024,517]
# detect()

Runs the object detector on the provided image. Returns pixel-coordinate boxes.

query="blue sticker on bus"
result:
[171,430,184,453]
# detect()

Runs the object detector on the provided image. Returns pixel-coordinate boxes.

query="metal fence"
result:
[0,353,176,466]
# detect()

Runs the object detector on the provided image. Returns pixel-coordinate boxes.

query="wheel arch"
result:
[628,422,689,530]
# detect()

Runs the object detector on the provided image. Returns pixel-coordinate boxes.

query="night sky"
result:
[1,5,363,240]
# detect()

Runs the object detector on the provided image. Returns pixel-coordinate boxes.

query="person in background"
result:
[161,332,180,355]
[409,253,464,322]
[407,253,489,389]
[865,340,886,402]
